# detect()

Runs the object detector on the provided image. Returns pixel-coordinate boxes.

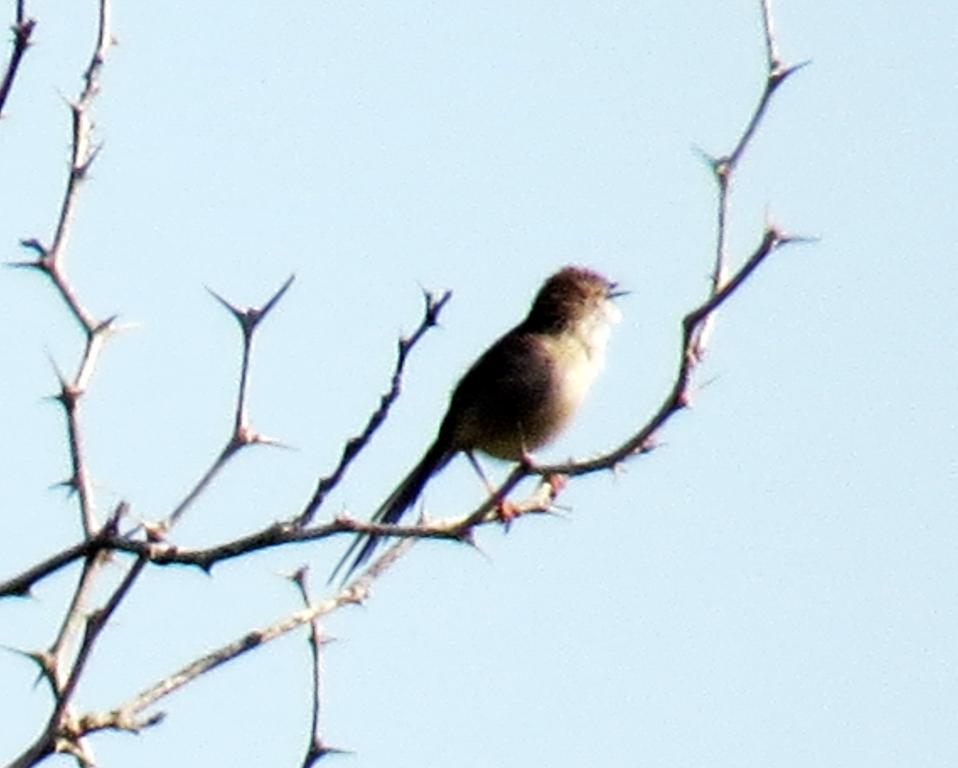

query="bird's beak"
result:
[607,282,630,300]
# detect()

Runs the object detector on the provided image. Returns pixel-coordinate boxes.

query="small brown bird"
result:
[331,266,624,581]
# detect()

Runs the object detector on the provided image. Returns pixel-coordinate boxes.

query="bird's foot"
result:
[496,499,520,531]
[544,473,568,496]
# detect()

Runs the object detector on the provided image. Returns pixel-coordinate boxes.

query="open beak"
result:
[607,282,630,300]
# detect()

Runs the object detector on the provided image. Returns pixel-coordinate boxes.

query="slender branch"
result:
[46,0,111,275]
[4,6,125,766]
[72,547,406,739]
[47,0,112,266]
[45,550,109,691]
[53,378,98,535]
[53,556,148,723]
[9,0,116,539]
[162,276,292,531]
[161,441,239,532]
[0,504,124,598]
[9,555,145,768]
[8,0,113,336]
[0,511,467,598]
[297,288,452,526]
[691,0,806,360]
[0,0,35,119]
[0,538,90,598]
[290,568,344,766]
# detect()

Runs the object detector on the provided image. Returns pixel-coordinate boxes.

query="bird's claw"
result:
[496,499,520,531]
[545,473,568,495]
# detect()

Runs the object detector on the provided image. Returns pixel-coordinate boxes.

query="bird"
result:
[331,266,625,582]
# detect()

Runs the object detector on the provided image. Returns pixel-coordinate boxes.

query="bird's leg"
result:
[544,472,567,495]
[465,450,519,527]
[511,430,567,497]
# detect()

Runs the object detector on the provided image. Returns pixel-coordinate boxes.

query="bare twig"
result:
[52,375,98,536]
[297,288,452,526]
[53,556,148,721]
[0,512,467,598]
[0,0,35,119]
[73,547,404,740]
[162,276,293,531]
[290,568,345,766]
[9,0,116,539]
[8,555,145,768]
[14,0,114,311]
[45,549,110,692]
[690,0,807,359]
[0,538,91,598]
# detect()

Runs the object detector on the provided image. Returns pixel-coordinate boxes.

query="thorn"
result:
[288,565,310,586]
[18,237,47,258]
[259,273,295,317]
[76,142,103,177]
[141,710,167,728]
[778,232,819,248]
[308,743,353,762]
[423,287,453,325]
[206,284,236,315]
[332,510,353,526]
[540,503,572,520]
[104,501,129,533]
[690,143,716,168]
[208,276,293,336]
[456,526,478,549]
[639,436,659,454]
[458,529,492,563]
[252,433,294,450]
[50,476,78,495]
[1,644,51,672]
[771,59,812,88]
[93,314,119,335]
[6,257,45,271]
[414,503,431,526]
[142,520,169,542]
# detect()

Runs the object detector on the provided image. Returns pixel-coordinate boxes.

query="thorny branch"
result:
[162,275,293,531]
[0,288,451,599]
[0,0,35,119]
[290,568,345,767]
[3,1,807,765]
[10,0,116,536]
[70,543,414,742]
[297,287,453,526]
[690,0,808,359]
[5,2,121,764]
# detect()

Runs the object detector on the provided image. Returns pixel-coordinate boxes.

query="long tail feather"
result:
[330,440,454,583]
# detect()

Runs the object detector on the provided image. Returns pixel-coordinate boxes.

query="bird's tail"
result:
[330,440,453,583]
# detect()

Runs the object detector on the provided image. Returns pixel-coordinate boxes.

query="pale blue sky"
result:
[1,1,956,766]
